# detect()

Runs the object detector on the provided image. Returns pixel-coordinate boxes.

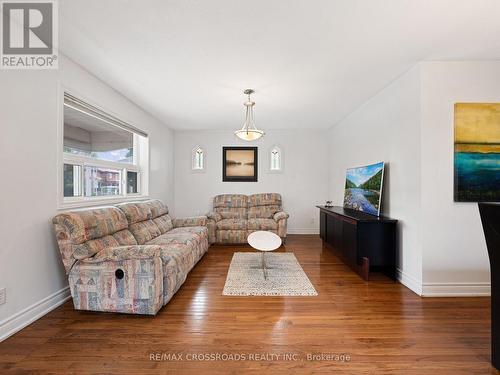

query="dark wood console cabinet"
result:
[317,206,397,281]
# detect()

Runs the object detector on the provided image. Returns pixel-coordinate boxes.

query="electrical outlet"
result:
[0,288,6,305]
[310,217,315,224]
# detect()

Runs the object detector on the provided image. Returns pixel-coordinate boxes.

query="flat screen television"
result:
[343,161,385,216]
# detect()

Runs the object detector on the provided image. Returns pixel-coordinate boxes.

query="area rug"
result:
[222,252,318,296]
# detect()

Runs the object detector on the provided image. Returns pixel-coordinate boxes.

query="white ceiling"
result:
[60,0,500,130]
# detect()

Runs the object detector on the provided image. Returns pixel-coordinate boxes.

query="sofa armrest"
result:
[207,212,222,222]
[205,213,220,245]
[173,216,207,228]
[273,211,289,239]
[273,211,289,222]
[69,245,164,315]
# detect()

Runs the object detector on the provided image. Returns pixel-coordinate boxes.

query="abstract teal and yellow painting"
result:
[454,103,500,202]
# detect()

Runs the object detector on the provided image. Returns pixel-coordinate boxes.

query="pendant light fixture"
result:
[234,89,264,141]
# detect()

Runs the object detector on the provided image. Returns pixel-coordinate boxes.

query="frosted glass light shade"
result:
[234,129,264,141]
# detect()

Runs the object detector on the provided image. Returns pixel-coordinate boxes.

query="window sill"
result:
[58,195,150,211]
[190,168,206,174]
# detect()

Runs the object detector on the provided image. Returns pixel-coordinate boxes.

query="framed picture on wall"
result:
[222,146,258,182]
[454,103,500,202]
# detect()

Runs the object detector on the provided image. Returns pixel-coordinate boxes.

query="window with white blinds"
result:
[62,93,149,205]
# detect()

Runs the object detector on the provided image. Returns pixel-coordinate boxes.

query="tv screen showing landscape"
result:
[343,162,385,216]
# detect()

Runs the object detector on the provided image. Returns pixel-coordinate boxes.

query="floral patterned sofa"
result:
[206,193,289,244]
[52,200,208,315]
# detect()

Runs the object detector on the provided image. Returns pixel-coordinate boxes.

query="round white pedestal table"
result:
[247,231,282,280]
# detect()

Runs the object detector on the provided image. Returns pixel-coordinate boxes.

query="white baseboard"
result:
[396,268,423,296]
[422,282,491,297]
[287,228,319,235]
[396,268,491,297]
[0,286,71,342]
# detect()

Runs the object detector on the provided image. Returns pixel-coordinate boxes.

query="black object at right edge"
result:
[478,203,500,370]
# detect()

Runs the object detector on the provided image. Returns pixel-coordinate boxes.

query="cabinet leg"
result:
[360,257,370,281]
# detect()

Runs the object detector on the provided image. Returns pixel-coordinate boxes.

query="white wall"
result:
[419,62,495,295]
[174,130,329,233]
[0,55,174,339]
[328,66,423,293]
[328,61,496,296]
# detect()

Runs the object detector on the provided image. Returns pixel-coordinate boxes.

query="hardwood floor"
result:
[1,235,497,374]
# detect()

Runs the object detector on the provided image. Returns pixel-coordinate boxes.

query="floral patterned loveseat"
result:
[206,193,289,244]
[52,200,208,315]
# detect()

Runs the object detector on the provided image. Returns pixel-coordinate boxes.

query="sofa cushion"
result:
[117,202,166,244]
[112,229,138,245]
[147,231,198,247]
[53,207,128,244]
[216,218,247,230]
[154,214,173,234]
[118,201,176,241]
[214,194,248,219]
[213,194,248,208]
[144,199,168,218]
[247,206,281,219]
[73,235,120,260]
[168,226,208,241]
[248,193,282,207]
[247,218,278,231]
[129,220,162,245]
[217,209,247,219]
[247,193,282,219]
[116,202,152,224]
[147,226,207,246]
